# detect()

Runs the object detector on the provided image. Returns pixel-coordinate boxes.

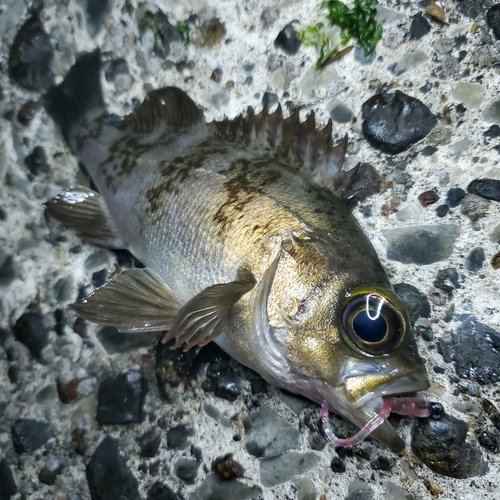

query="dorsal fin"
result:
[123,87,204,132]
[210,105,348,195]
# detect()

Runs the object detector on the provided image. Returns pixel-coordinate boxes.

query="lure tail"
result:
[44,50,105,144]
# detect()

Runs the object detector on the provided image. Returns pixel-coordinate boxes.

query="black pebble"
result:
[409,13,431,40]
[0,459,17,498]
[39,460,65,485]
[91,269,108,288]
[173,458,200,484]
[202,353,242,402]
[147,481,180,500]
[484,124,500,139]
[54,308,66,336]
[361,91,437,154]
[487,4,500,40]
[421,145,438,156]
[465,247,485,272]
[370,455,391,471]
[446,187,466,207]
[394,283,430,325]
[8,13,54,91]
[86,435,140,500]
[85,0,113,37]
[12,311,48,360]
[11,419,53,453]
[96,370,148,424]
[467,178,500,202]
[24,146,50,176]
[0,207,6,220]
[138,427,162,458]
[435,204,449,217]
[330,456,346,473]
[477,430,499,453]
[0,255,17,286]
[166,424,195,449]
[274,23,301,55]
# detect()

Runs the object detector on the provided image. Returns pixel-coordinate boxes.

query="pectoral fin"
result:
[45,186,126,249]
[72,268,183,331]
[162,271,256,351]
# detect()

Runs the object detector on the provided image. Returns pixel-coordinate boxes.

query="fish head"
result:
[281,281,430,452]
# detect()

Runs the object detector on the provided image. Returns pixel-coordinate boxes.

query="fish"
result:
[44,50,430,452]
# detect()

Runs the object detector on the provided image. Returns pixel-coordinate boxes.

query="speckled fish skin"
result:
[45,51,429,452]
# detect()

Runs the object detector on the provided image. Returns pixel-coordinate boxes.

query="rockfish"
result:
[44,51,430,452]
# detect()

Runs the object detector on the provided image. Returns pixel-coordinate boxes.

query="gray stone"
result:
[189,474,261,500]
[295,477,318,500]
[389,50,429,76]
[385,225,460,265]
[483,99,500,125]
[84,250,110,271]
[328,98,353,123]
[345,479,374,500]
[490,223,500,243]
[260,452,319,487]
[385,482,416,500]
[465,247,485,272]
[244,407,300,457]
[451,82,484,109]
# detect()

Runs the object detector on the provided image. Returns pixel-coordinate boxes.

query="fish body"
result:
[45,51,429,452]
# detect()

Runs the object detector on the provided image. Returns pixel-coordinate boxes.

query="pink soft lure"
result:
[321,398,444,448]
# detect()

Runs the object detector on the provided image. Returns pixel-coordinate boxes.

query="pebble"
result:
[461,194,490,221]
[193,18,226,48]
[331,456,346,473]
[8,12,54,91]
[80,0,113,37]
[166,424,194,449]
[86,435,140,500]
[38,456,65,485]
[361,91,437,154]
[295,478,317,500]
[11,418,53,453]
[487,4,500,39]
[385,224,460,265]
[446,187,466,207]
[202,351,243,402]
[274,23,301,55]
[147,481,180,500]
[174,458,200,484]
[345,479,374,500]
[342,163,385,204]
[17,100,41,126]
[411,412,487,478]
[483,99,500,125]
[12,311,49,361]
[452,314,500,384]
[385,483,416,500]
[189,473,261,500]
[0,459,17,498]
[96,370,148,424]
[370,455,391,471]
[477,430,499,453]
[388,50,429,76]
[457,0,494,19]
[467,178,500,202]
[451,82,484,109]
[490,223,500,243]
[136,3,182,58]
[466,247,485,272]
[393,283,430,324]
[409,13,431,40]
[418,189,440,206]
[104,58,134,93]
[212,453,245,480]
[0,254,18,286]
[244,407,300,457]
[259,451,319,488]
[138,427,161,457]
[329,98,353,123]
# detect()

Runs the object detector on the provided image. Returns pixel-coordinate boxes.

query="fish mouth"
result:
[317,359,430,452]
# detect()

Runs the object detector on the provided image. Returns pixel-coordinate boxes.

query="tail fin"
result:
[44,50,105,144]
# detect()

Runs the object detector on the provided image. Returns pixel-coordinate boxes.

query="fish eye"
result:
[341,288,407,356]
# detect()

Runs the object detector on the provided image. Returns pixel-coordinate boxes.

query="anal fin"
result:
[162,271,256,351]
[72,268,183,332]
[45,186,125,248]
